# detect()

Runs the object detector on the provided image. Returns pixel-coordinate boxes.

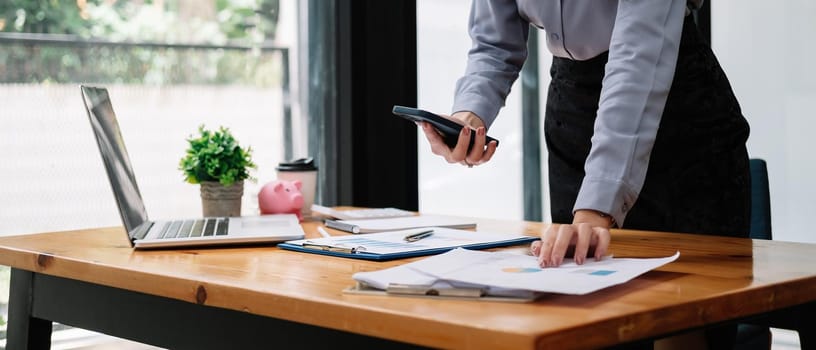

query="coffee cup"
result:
[275,157,318,217]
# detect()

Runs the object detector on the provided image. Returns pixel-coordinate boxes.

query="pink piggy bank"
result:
[258,180,304,221]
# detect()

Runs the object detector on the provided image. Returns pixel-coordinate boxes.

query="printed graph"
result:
[501,267,542,273]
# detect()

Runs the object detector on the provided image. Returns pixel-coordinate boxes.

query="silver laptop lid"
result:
[80,85,150,242]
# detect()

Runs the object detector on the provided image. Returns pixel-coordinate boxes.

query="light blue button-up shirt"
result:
[453,0,696,226]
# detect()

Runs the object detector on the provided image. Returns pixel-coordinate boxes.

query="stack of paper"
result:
[349,248,679,299]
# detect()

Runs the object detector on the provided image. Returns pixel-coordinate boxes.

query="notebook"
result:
[80,85,305,249]
[323,215,477,234]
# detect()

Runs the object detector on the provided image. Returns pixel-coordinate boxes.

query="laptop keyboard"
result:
[158,218,229,239]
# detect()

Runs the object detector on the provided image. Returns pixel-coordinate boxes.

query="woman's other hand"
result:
[418,111,498,168]
[530,210,612,267]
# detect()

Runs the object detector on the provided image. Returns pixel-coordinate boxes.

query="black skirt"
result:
[544,15,751,238]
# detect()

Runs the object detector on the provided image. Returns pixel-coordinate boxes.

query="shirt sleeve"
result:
[572,0,687,226]
[451,0,530,128]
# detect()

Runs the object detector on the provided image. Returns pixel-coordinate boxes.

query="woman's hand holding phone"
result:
[419,111,498,168]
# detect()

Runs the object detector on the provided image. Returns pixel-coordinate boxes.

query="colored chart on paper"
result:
[589,270,616,276]
[501,267,542,273]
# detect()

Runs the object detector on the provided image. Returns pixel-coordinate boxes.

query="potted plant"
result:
[179,125,257,217]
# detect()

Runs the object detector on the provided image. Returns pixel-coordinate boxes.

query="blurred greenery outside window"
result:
[0,0,283,85]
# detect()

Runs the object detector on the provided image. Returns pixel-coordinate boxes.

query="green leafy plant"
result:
[179,125,256,186]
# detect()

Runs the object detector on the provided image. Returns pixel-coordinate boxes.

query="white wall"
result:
[417,0,554,222]
[712,1,816,243]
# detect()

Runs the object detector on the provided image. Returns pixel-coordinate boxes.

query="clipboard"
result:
[343,282,542,303]
[278,227,538,261]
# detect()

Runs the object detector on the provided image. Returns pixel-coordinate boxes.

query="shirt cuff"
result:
[573,177,638,228]
[451,91,500,129]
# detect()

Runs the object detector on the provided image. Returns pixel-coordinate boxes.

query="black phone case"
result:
[391,105,499,150]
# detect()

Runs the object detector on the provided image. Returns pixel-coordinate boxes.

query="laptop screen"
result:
[81,85,149,237]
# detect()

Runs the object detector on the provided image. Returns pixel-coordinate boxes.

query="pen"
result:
[324,219,361,234]
[404,229,434,242]
[317,226,331,238]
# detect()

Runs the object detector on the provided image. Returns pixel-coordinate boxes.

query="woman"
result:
[419,1,750,348]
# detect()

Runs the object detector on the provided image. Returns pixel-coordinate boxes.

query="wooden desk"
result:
[1,217,815,349]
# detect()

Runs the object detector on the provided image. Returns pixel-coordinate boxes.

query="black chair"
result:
[734,158,773,349]
[735,159,814,350]
[748,159,772,241]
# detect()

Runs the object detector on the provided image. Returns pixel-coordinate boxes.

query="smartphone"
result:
[392,105,499,150]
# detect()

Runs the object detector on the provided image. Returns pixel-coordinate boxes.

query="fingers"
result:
[420,122,450,157]
[449,126,472,164]
[465,128,499,166]
[465,127,486,164]
[592,226,611,261]
[420,121,495,168]
[572,224,593,265]
[537,225,557,267]
[550,225,575,267]
[482,140,499,162]
[529,240,542,256]
[538,223,612,268]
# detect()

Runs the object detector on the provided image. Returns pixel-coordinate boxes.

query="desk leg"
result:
[7,269,52,350]
[5,270,425,350]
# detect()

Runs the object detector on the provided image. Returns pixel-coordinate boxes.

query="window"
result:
[0,0,302,347]
[416,0,552,221]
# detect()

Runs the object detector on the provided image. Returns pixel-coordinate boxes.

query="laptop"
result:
[80,85,305,249]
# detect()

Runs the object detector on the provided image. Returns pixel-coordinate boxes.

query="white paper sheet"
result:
[353,248,679,296]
